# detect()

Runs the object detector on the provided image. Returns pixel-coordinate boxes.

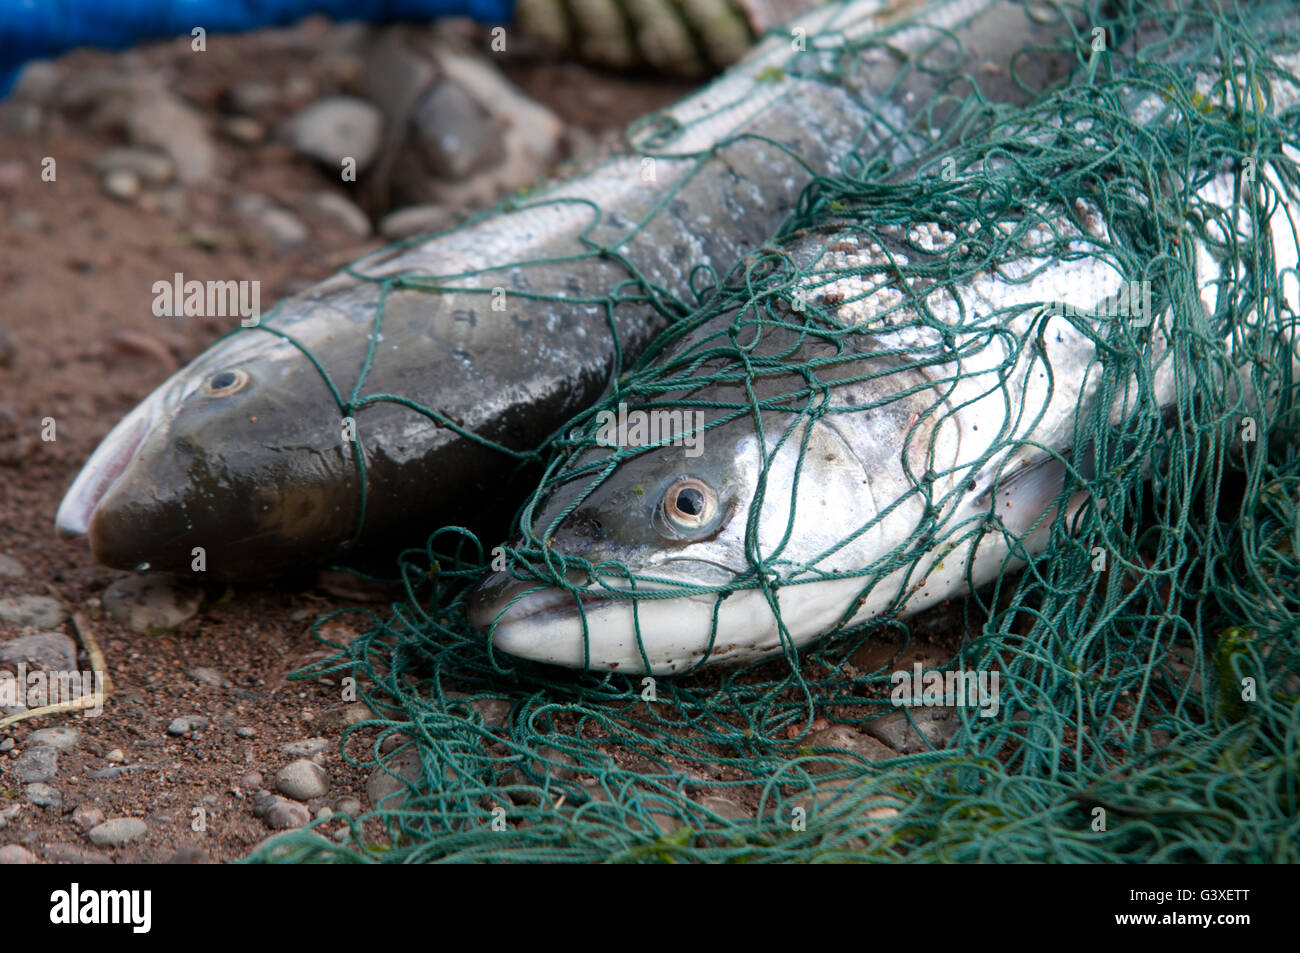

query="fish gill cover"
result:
[254,0,1300,862]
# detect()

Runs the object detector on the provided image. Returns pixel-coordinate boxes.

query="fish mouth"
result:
[468,559,744,673]
[55,376,186,539]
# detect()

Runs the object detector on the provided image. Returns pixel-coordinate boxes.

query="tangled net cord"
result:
[249,0,1299,863]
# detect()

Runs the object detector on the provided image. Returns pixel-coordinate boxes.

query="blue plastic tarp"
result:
[0,0,516,96]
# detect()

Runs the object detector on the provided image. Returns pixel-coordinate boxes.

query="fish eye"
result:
[203,369,249,397]
[659,476,720,538]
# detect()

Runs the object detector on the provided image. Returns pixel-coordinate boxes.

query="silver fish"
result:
[55,0,1074,580]
[470,29,1300,674]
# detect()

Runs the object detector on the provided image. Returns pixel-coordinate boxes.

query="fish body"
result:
[56,0,1072,580]
[470,19,1300,674]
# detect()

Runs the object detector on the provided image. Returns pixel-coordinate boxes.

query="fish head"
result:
[56,328,359,579]
[471,343,951,674]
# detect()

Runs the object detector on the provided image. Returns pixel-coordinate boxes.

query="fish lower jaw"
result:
[487,581,874,675]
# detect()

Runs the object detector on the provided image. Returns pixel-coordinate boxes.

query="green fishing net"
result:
[250,0,1300,863]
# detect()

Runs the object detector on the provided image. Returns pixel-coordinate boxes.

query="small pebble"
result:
[332,795,362,818]
[166,845,210,864]
[90,147,175,185]
[276,759,329,800]
[221,115,265,143]
[226,80,279,115]
[0,631,77,671]
[87,817,148,847]
[306,190,370,237]
[0,738,13,754]
[29,727,80,750]
[0,844,37,864]
[235,193,309,250]
[280,96,382,170]
[15,745,58,783]
[72,805,105,829]
[281,737,329,759]
[0,595,68,630]
[236,726,257,738]
[0,554,26,578]
[104,748,125,763]
[167,716,208,736]
[239,770,264,790]
[379,203,453,240]
[25,783,61,808]
[44,843,111,864]
[103,576,201,634]
[264,797,310,830]
[101,168,141,202]
[188,667,228,688]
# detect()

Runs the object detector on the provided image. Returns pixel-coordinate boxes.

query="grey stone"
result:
[0,595,68,630]
[2,102,42,135]
[473,697,511,729]
[0,631,76,671]
[409,77,504,181]
[126,88,216,184]
[15,745,58,782]
[102,576,201,634]
[306,190,370,237]
[235,726,257,739]
[90,147,175,185]
[12,61,60,103]
[72,805,105,829]
[446,692,510,729]
[29,727,80,750]
[227,80,279,115]
[235,194,308,250]
[252,830,330,859]
[220,115,264,143]
[0,738,12,753]
[104,748,124,763]
[25,783,61,807]
[365,748,424,807]
[87,817,147,847]
[514,746,578,788]
[802,725,897,771]
[276,759,329,800]
[0,554,27,578]
[167,716,208,736]
[281,737,330,759]
[865,709,960,754]
[101,168,140,201]
[378,203,453,239]
[0,844,37,864]
[696,795,753,822]
[44,843,111,864]
[0,803,21,828]
[264,797,310,830]
[390,49,562,209]
[332,795,362,818]
[166,845,210,863]
[790,777,905,823]
[8,208,43,231]
[280,96,382,170]
[188,667,228,688]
